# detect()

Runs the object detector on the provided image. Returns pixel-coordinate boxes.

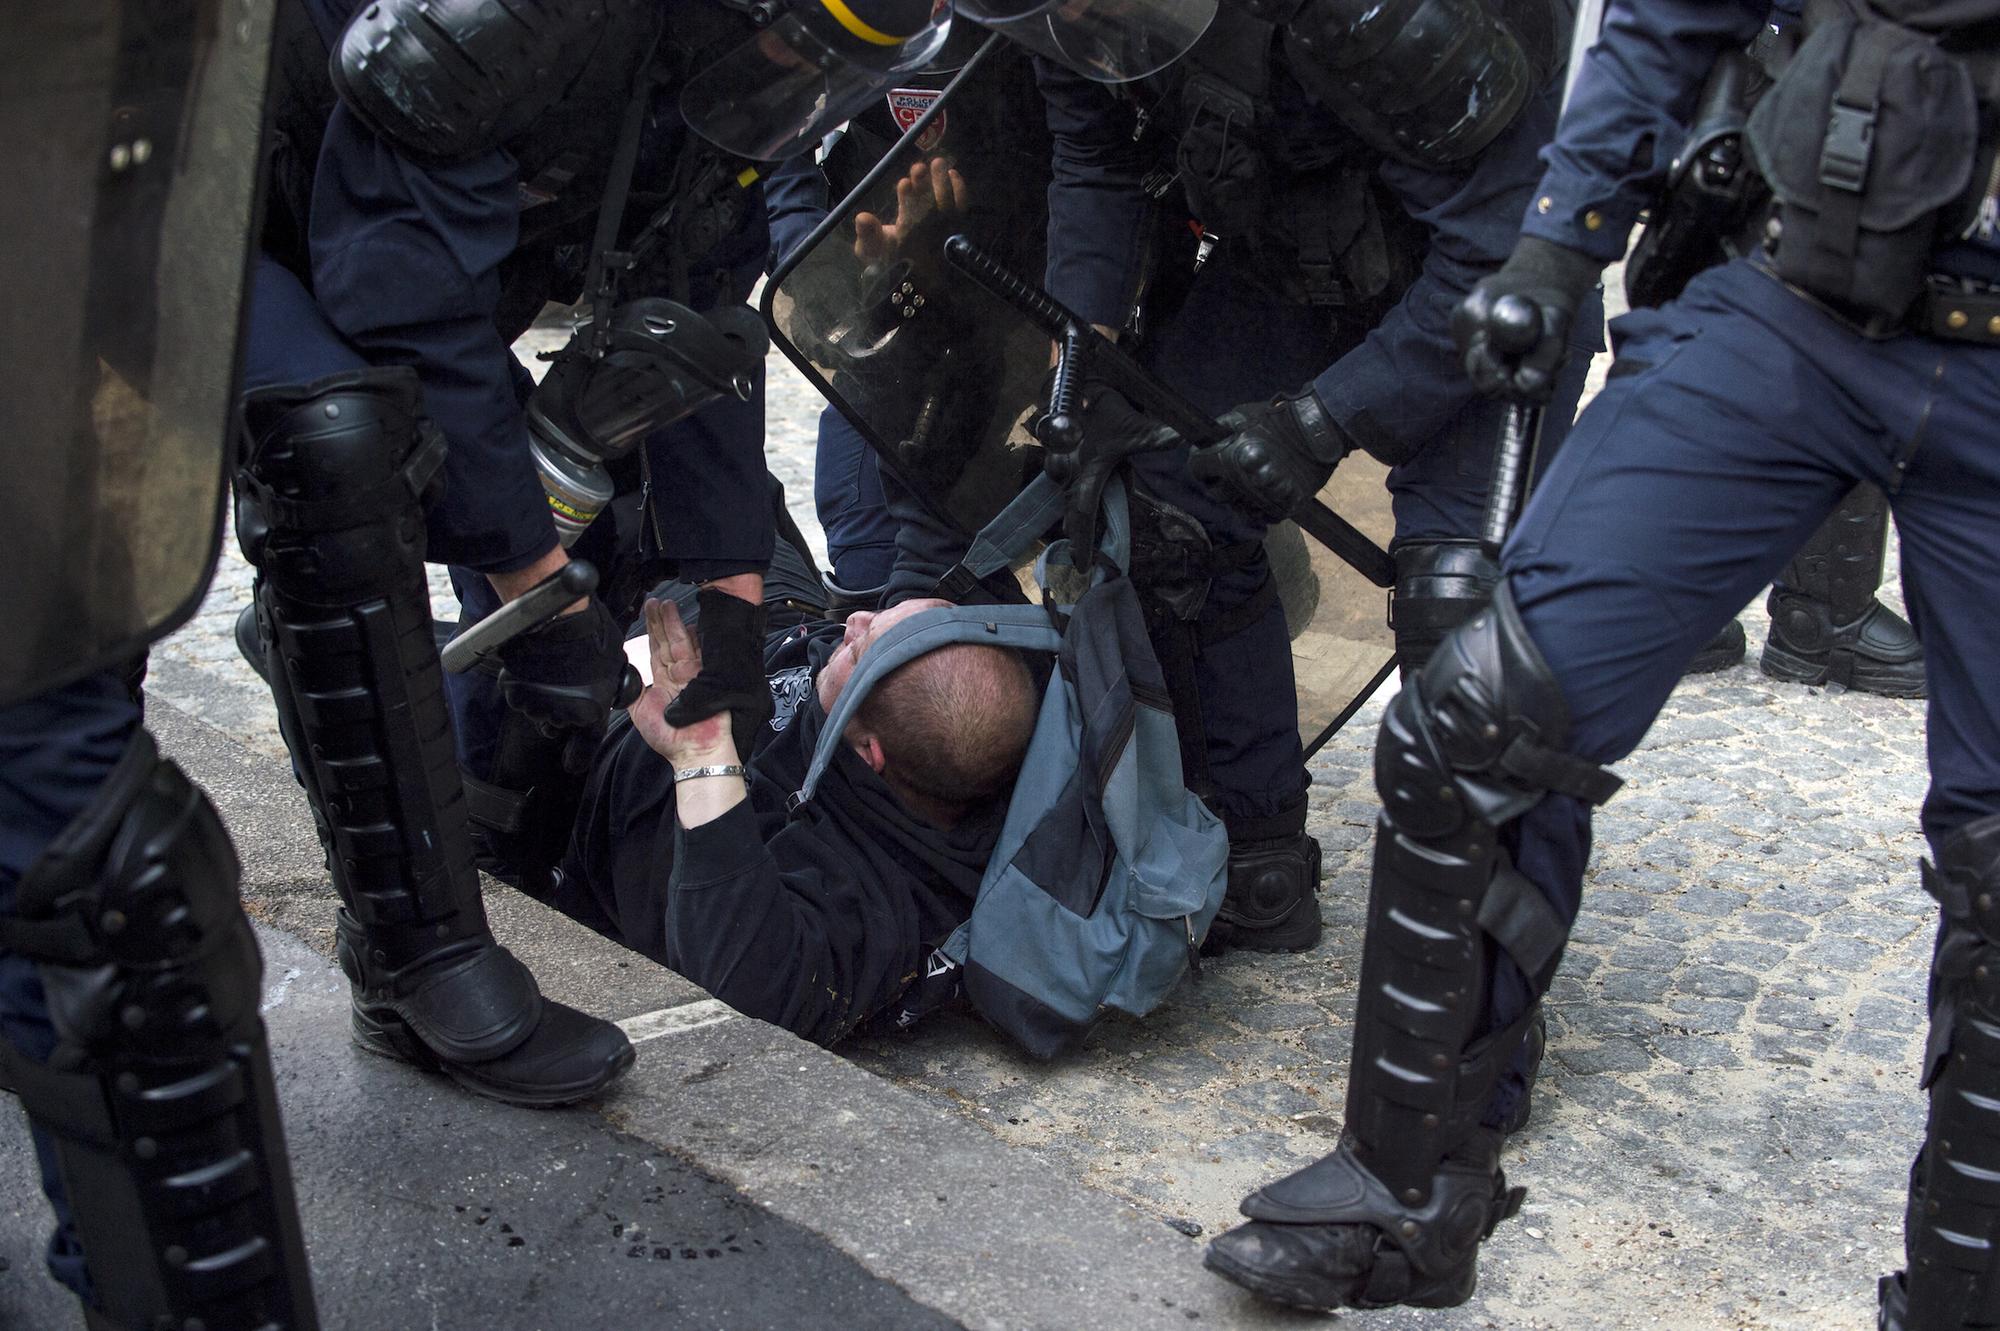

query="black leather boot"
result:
[1206,802,1323,954]
[1760,484,1925,697]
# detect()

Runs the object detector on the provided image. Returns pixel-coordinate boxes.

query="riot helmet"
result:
[682,0,955,160]
[954,0,1217,83]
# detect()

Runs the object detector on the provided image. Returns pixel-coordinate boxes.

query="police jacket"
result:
[265,0,767,575]
[1531,0,2000,281]
[555,621,1004,1045]
[1037,15,1576,468]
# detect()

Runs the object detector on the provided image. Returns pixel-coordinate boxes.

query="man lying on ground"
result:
[552,567,1039,1044]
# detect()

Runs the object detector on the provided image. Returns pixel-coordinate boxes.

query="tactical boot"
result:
[1205,832,1323,954]
[338,912,633,1106]
[1684,618,1746,675]
[1204,1128,1521,1312]
[1494,1008,1548,1136]
[1759,482,1925,697]
[1760,592,1925,696]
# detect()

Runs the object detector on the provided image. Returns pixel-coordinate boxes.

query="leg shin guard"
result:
[237,371,630,1100]
[0,732,317,1330]
[1896,813,2000,1329]
[1388,539,1498,675]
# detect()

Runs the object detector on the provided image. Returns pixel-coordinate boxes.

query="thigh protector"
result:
[1903,812,2000,1329]
[0,731,317,1330]
[1349,585,1621,1201]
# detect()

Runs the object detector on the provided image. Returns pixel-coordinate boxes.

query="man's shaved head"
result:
[857,640,1038,805]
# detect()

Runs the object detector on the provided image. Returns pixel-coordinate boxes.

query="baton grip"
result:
[1480,404,1544,561]
[440,560,601,675]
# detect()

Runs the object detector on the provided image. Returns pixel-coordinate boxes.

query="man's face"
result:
[815,597,953,715]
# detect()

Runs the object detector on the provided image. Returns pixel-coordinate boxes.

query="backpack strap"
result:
[791,604,1064,809]
[932,473,1068,601]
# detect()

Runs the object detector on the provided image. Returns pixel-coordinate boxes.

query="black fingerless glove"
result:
[1188,390,1353,523]
[662,587,773,757]
[1452,236,1604,402]
[496,596,626,736]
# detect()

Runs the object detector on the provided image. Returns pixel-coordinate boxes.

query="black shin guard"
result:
[1210,588,1621,1312]
[1895,813,2000,1329]
[1,732,317,1330]
[237,370,630,1101]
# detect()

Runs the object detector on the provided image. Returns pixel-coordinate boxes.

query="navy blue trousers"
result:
[1128,265,1598,830]
[0,672,142,1298]
[814,404,899,591]
[1481,257,2000,1115]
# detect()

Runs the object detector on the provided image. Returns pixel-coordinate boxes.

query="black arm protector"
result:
[1276,0,1552,168]
[330,0,655,164]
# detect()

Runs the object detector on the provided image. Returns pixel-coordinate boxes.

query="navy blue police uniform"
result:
[1201,2,2000,1321]
[252,0,776,779]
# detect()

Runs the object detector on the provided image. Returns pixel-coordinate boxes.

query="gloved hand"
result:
[1189,390,1353,523]
[1452,236,1604,402]
[662,587,773,758]
[495,596,627,737]
[1040,380,1180,485]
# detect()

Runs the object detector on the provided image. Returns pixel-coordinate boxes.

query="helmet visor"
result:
[955,0,1215,83]
[682,4,954,161]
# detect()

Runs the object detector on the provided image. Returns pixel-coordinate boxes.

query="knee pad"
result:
[1389,539,1497,674]
[1,731,315,1328]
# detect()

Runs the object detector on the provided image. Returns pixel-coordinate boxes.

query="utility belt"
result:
[1742,0,2000,336]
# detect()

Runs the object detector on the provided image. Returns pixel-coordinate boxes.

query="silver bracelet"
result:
[673,763,746,783]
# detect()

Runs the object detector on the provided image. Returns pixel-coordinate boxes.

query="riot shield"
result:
[0,2,273,708]
[764,43,1397,750]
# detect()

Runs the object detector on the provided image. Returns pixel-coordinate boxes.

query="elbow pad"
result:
[1279,0,1552,167]
[330,0,653,163]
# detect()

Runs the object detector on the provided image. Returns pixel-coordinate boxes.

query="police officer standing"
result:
[1201,2,2000,1323]
[235,0,950,1106]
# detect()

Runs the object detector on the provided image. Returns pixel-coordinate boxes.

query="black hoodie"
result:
[555,621,1005,1045]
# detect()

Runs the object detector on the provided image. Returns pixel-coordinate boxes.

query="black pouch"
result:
[1747,0,1979,329]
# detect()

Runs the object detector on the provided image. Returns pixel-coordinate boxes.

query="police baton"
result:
[439,559,643,707]
[1475,294,1552,561]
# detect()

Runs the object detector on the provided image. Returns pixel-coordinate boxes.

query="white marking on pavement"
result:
[617,999,738,1044]
[260,965,301,1013]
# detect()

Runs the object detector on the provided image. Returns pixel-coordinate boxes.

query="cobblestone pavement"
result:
[156,310,1934,1329]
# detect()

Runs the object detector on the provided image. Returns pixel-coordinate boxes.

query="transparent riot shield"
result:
[764,39,1396,749]
[0,2,273,707]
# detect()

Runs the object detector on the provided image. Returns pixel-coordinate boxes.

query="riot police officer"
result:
[1,7,318,1325]
[1202,2,2000,1323]
[933,0,1604,954]
[236,0,951,1106]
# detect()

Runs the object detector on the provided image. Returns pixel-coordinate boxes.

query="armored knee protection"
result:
[1353,585,1620,1198]
[1388,539,1498,674]
[0,732,317,1329]
[1896,812,2000,1329]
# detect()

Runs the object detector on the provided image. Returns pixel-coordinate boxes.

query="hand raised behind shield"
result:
[853,156,969,266]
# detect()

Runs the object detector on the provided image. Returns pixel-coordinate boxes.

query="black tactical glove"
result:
[662,587,773,758]
[495,595,627,737]
[1188,390,1353,523]
[1452,236,1604,402]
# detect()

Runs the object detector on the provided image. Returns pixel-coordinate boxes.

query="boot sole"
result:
[1204,911,1324,955]
[1759,641,1926,698]
[1202,1242,1474,1312]
[352,1005,635,1109]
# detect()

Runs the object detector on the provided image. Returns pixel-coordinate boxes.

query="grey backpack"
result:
[794,475,1228,1057]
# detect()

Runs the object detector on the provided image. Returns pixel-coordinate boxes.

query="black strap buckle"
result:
[1819,99,1876,194]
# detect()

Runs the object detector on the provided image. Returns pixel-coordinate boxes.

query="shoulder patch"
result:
[886,87,947,153]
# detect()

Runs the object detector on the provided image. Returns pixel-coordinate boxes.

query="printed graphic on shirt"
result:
[767,665,814,733]
[886,88,947,154]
